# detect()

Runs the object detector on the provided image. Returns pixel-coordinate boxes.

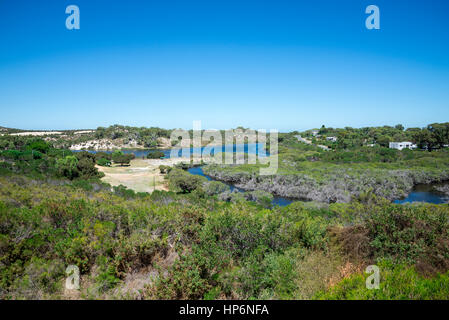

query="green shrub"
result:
[56,156,79,179]
[244,190,273,208]
[159,165,171,174]
[147,151,165,159]
[96,158,111,167]
[168,169,205,193]
[203,181,228,196]
[95,152,111,161]
[364,204,449,269]
[1,170,449,300]
[112,151,134,166]
[317,260,449,300]
[25,139,50,154]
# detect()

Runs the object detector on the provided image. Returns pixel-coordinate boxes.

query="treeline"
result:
[301,122,449,150]
[0,132,146,177]
[319,145,449,163]
[0,136,104,181]
[94,125,172,148]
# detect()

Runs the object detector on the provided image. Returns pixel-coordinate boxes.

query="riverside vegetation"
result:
[204,125,449,203]
[0,124,449,300]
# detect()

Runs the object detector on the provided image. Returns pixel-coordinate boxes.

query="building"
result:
[389,142,417,150]
[326,136,337,142]
[311,130,319,137]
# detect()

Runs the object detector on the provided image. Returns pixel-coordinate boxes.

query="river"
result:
[84,143,269,159]
[78,144,448,206]
[187,166,295,207]
[394,183,449,204]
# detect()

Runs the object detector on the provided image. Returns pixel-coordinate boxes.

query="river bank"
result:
[202,164,449,204]
[90,146,449,205]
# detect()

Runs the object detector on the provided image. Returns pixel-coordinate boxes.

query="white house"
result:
[311,130,319,137]
[326,136,337,142]
[389,142,417,150]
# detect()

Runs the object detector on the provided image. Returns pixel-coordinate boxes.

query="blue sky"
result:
[0,0,448,131]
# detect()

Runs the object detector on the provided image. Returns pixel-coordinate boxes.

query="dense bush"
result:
[0,138,103,182]
[94,124,171,147]
[244,190,274,208]
[56,156,79,179]
[56,153,103,180]
[147,151,165,159]
[158,165,171,174]
[94,151,112,161]
[96,158,111,167]
[317,260,449,300]
[111,151,134,166]
[203,181,229,196]
[167,168,205,193]
[0,174,448,300]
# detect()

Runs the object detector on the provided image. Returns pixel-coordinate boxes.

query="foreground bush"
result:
[0,174,448,300]
[317,260,449,300]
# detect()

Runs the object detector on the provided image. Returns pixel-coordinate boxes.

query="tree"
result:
[97,158,111,167]
[25,139,50,153]
[203,181,228,196]
[413,129,437,151]
[143,135,158,148]
[376,135,391,148]
[95,127,106,139]
[427,123,449,149]
[319,125,327,134]
[75,151,96,162]
[112,151,133,166]
[168,169,203,193]
[147,151,165,159]
[56,156,79,179]
[77,157,98,178]
[112,150,123,158]
[95,151,111,162]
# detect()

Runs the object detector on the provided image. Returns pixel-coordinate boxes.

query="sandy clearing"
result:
[9,131,63,136]
[97,157,197,193]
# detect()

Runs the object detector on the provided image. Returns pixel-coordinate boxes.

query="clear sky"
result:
[0,0,448,132]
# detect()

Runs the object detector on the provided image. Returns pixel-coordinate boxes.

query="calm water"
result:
[78,145,447,206]
[80,143,289,206]
[189,167,448,207]
[394,184,448,204]
[187,166,293,207]
[77,143,268,159]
